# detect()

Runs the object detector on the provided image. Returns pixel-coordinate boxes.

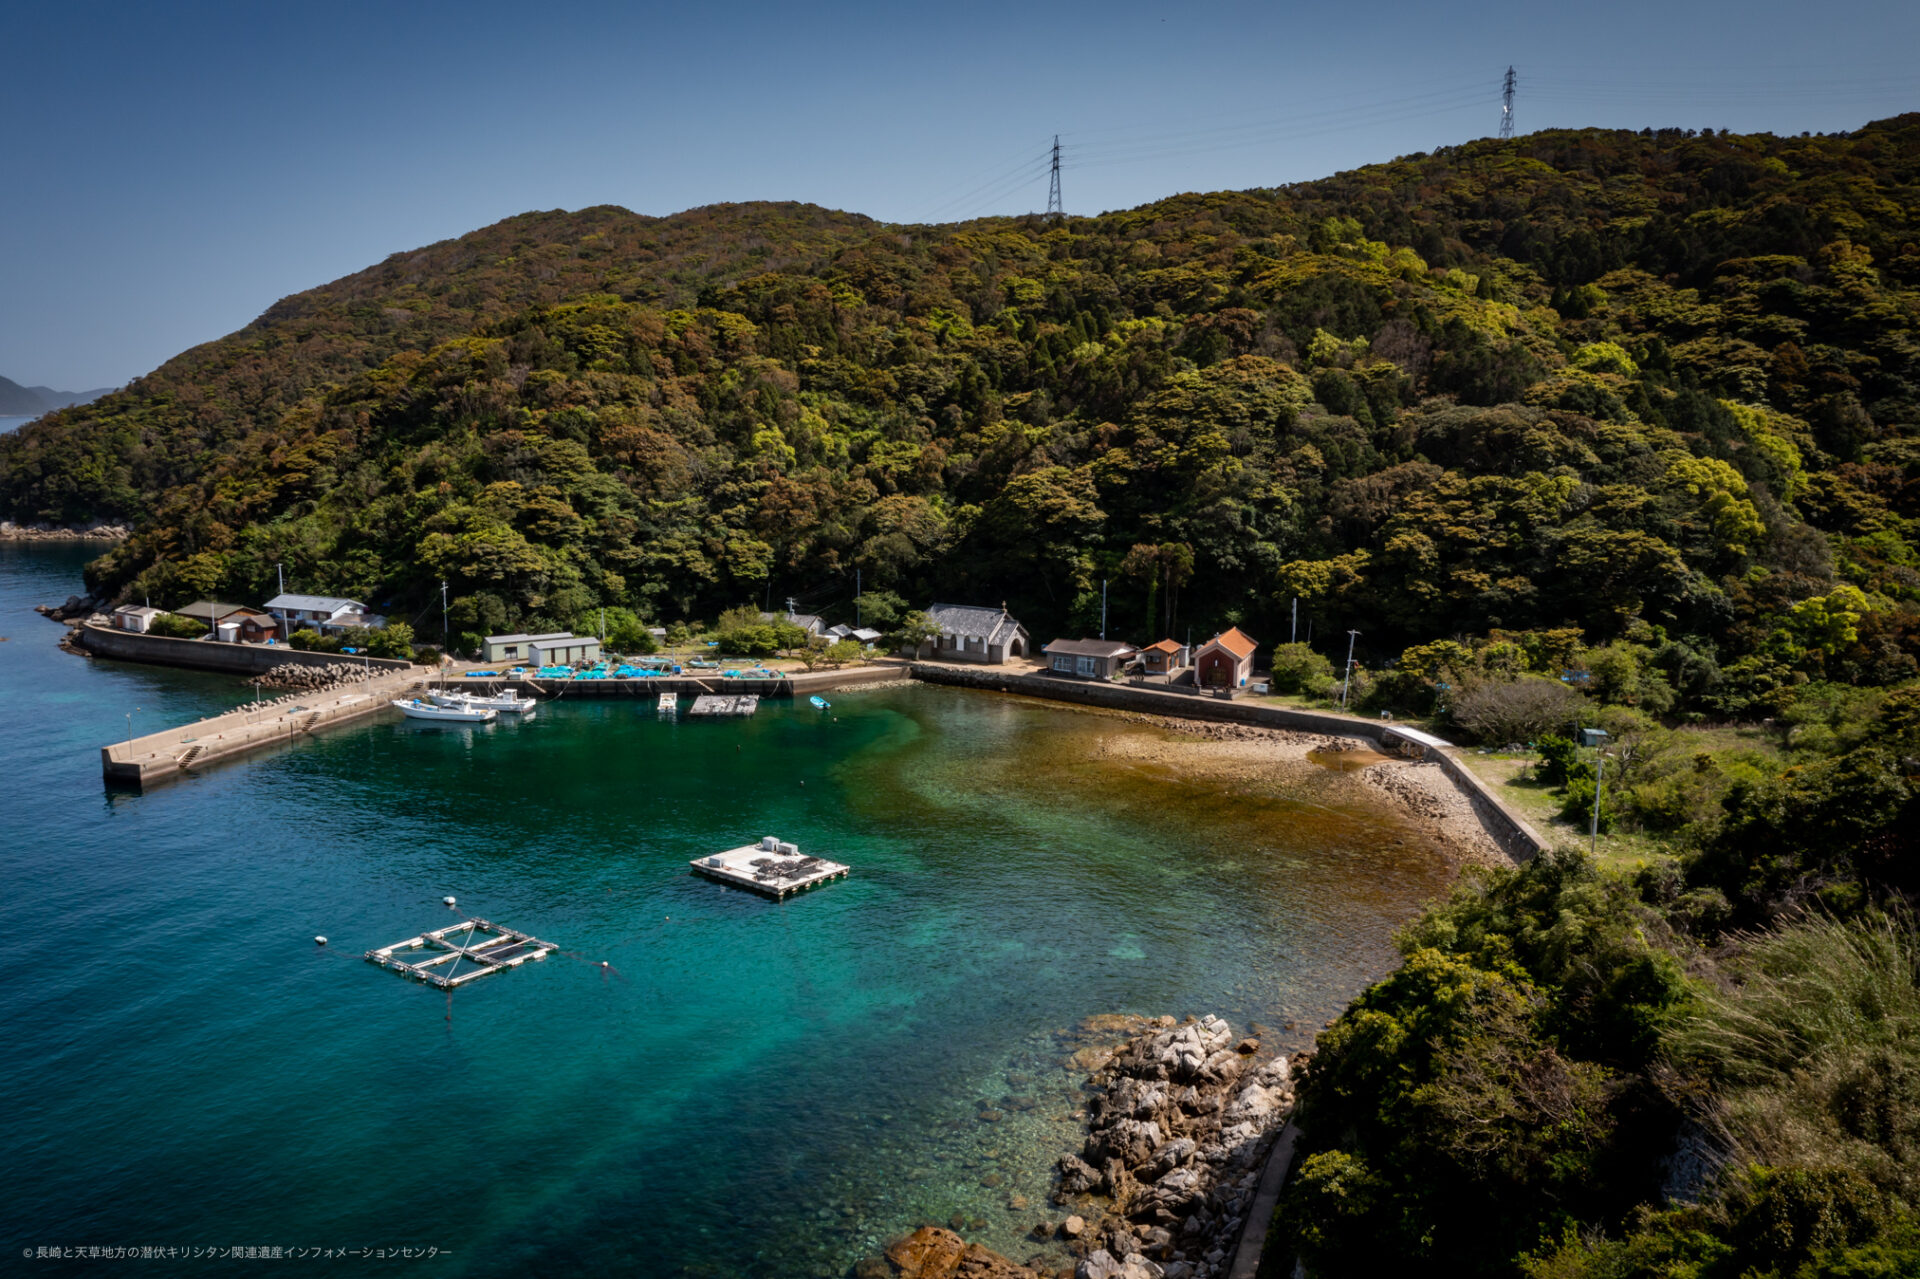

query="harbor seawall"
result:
[910,663,1549,861]
[75,622,413,676]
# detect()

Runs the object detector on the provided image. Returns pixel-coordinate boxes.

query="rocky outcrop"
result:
[871,1226,1045,1279]
[875,1014,1300,1279]
[3,521,129,541]
[36,593,101,622]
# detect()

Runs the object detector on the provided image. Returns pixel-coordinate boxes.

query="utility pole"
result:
[1591,751,1608,856]
[855,569,861,627]
[1500,66,1516,139]
[440,580,449,650]
[1291,597,1298,645]
[1046,135,1063,220]
[276,562,286,639]
[1100,578,1108,640]
[1341,629,1360,707]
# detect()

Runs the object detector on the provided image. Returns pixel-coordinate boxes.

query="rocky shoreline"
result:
[2,520,129,541]
[871,1014,1297,1279]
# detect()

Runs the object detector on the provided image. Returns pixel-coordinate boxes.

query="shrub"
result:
[1451,677,1585,745]
[366,621,414,659]
[1536,734,1578,785]
[147,612,209,639]
[1269,642,1335,694]
[1560,775,1614,832]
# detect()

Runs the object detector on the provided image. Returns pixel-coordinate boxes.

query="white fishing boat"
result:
[430,689,537,713]
[658,692,678,713]
[392,697,497,723]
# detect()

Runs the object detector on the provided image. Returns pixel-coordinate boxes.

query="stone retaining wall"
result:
[75,622,412,677]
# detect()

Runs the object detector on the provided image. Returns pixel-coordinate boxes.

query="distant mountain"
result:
[0,376,114,417]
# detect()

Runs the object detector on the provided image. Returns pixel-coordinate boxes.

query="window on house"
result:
[1076,656,1097,676]
[1053,655,1072,672]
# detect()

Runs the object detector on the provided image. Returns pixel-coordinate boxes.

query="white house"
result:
[112,605,164,633]
[267,593,384,636]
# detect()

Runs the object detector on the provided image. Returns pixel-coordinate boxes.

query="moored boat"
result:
[809,695,831,710]
[392,697,497,723]
[430,689,537,713]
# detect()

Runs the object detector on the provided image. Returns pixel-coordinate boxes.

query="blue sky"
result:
[4,0,1918,390]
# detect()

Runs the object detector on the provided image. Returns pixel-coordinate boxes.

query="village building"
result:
[528,634,603,666]
[1192,627,1258,689]
[266,593,384,636]
[175,601,280,643]
[761,608,827,637]
[483,631,569,664]
[1043,638,1138,680]
[1139,638,1189,675]
[111,605,164,634]
[826,624,884,645]
[920,603,1031,664]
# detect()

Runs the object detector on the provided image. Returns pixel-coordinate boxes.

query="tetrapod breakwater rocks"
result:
[249,662,383,693]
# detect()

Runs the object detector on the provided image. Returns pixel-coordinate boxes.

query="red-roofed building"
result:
[1193,627,1258,689]
[1139,638,1188,675]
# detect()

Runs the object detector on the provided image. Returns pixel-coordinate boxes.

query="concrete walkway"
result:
[102,666,428,787]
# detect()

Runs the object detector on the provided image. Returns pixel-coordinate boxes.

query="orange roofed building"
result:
[1192,627,1258,689]
[1140,638,1189,675]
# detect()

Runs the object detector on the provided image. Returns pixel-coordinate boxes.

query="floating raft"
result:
[692,838,849,899]
[688,694,759,717]
[364,917,556,988]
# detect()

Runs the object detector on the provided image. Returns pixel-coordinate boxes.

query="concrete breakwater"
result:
[102,665,428,787]
[871,1014,1297,1279]
[74,621,413,677]
[909,664,1548,862]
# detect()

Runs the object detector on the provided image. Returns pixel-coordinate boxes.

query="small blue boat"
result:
[809,695,831,710]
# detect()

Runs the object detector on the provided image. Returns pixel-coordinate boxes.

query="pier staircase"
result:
[174,744,206,770]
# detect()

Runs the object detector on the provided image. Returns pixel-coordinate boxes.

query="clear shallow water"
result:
[0,544,1453,1276]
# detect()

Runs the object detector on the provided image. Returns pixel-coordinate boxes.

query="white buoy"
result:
[443,896,457,906]
[315,936,328,946]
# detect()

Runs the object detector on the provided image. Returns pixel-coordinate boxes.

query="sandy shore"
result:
[1069,711,1509,870]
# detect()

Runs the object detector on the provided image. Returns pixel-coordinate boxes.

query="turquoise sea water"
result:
[0,543,1453,1276]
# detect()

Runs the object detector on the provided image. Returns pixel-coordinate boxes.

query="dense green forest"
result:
[10,115,1920,1276]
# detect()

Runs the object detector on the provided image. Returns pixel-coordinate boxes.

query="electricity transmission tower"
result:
[1500,66,1516,139]
[1046,135,1063,219]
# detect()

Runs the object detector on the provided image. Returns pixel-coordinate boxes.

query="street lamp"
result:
[1341,630,1361,708]
[125,706,141,752]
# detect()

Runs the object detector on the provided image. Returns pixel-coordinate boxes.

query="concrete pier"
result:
[101,666,428,788]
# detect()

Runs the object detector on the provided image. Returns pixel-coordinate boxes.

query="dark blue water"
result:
[0,543,1451,1275]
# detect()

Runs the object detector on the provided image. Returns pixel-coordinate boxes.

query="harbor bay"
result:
[1,544,1455,1276]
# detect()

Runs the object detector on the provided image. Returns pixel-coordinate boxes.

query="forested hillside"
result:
[4,117,1916,676]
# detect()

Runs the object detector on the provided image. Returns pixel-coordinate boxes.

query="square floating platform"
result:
[692,842,849,899]
[688,694,759,716]
[364,917,557,988]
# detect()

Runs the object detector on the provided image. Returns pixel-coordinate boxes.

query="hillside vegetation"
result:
[10,116,1920,1276]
